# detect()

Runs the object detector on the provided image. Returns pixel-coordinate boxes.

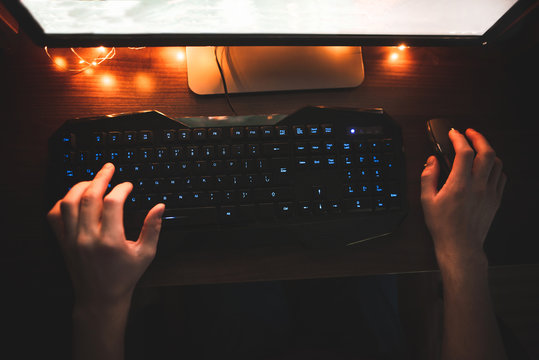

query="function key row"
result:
[73,123,392,147]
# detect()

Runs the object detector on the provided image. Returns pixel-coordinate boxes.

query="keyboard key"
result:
[307,125,320,136]
[239,204,256,221]
[321,124,334,136]
[293,125,306,137]
[277,202,294,217]
[229,127,243,138]
[208,128,222,139]
[162,207,217,226]
[124,131,137,145]
[298,201,312,215]
[254,187,292,202]
[192,129,207,140]
[246,127,260,138]
[138,130,153,144]
[263,143,289,156]
[275,126,288,137]
[344,198,373,212]
[258,203,275,219]
[108,131,123,145]
[178,129,191,141]
[261,126,273,138]
[220,206,239,223]
[162,129,176,143]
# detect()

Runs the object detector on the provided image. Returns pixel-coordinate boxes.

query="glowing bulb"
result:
[53,56,67,68]
[98,46,106,53]
[176,50,185,61]
[91,61,97,66]
[389,52,399,61]
[398,44,407,51]
[101,74,114,86]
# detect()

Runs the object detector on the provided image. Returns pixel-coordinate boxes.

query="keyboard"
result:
[48,106,407,248]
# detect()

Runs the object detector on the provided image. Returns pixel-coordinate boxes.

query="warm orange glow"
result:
[389,52,399,61]
[135,73,153,92]
[398,44,407,51]
[53,56,67,68]
[98,46,106,53]
[101,74,115,86]
[176,49,186,61]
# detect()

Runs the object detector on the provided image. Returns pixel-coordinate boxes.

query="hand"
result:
[421,129,506,269]
[47,163,165,307]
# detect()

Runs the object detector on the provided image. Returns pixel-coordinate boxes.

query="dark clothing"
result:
[128,275,407,360]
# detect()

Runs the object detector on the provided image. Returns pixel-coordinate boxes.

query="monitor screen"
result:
[5,0,531,46]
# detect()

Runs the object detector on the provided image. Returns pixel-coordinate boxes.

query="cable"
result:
[44,46,116,73]
[214,46,237,115]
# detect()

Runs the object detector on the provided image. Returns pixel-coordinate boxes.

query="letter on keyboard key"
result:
[254,187,292,202]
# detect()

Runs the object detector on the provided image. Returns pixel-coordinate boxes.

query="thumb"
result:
[137,203,165,256]
[421,156,440,202]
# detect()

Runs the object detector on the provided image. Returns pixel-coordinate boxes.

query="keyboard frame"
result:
[48,106,408,249]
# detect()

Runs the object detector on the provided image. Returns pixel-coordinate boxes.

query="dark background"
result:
[1,4,538,359]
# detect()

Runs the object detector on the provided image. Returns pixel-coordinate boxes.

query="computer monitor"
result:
[3,0,535,94]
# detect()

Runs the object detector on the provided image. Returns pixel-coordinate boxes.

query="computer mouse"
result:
[426,118,456,183]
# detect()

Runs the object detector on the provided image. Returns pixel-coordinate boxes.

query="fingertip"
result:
[153,203,166,219]
[421,155,440,200]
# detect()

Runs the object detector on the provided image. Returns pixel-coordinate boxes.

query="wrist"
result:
[72,295,132,360]
[73,293,133,323]
[437,253,489,281]
[435,247,488,276]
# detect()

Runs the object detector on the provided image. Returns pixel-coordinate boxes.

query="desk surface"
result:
[2,20,538,287]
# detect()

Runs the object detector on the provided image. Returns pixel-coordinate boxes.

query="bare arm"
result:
[421,128,507,360]
[47,163,165,360]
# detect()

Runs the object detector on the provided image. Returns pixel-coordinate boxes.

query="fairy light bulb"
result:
[53,56,67,68]
[176,49,185,61]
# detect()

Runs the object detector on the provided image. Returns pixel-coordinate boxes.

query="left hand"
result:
[47,163,165,307]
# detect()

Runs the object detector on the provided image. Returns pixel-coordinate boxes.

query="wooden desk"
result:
[2,23,538,287]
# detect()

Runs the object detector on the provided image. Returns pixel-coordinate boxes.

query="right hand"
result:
[420,128,506,269]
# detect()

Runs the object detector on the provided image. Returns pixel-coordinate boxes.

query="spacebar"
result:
[162,207,218,227]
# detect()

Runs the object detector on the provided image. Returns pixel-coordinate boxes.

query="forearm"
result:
[72,297,132,360]
[439,256,507,360]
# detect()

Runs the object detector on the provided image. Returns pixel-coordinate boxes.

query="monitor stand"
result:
[186,46,364,95]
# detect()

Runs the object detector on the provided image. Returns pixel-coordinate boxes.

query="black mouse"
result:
[426,118,456,183]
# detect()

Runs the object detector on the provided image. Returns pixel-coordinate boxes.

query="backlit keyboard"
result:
[48,106,407,247]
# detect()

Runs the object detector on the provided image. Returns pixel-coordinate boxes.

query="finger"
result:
[78,163,115,233]
[465,129,496,183]
[101,182,134,238]
[497,172,507,200]
[421,156,440,203]
[447,129,474,183]
[59,181,92,241]
[136,203,165,257]
[47,200,65,241]
[488,157,503,188]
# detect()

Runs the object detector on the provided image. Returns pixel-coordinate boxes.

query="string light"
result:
[388,44,408,63]
[44,46,116,73]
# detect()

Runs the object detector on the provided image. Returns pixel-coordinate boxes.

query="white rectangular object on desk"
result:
[186,46,364,95]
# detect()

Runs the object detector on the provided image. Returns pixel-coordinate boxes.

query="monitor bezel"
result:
[3,0,537,47]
